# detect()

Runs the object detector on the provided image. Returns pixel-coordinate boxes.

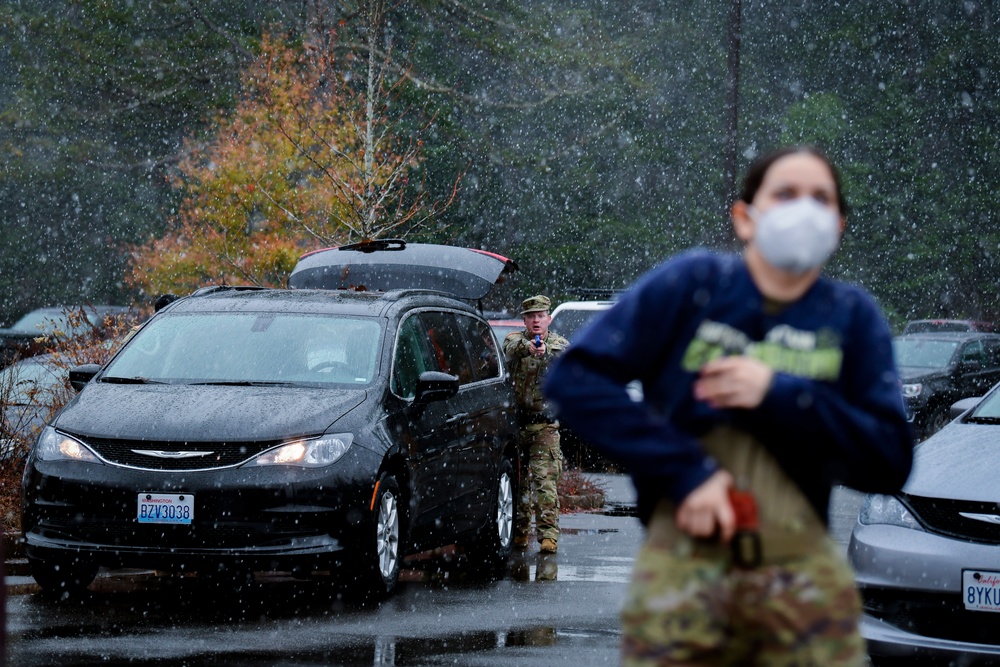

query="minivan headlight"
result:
[35,427,101,463]
[249,433,353,468]
[858,493,923,530]
[901,383,922,398]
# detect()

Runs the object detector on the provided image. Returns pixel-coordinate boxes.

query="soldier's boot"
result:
[539,538,558,554]
[513,533,530,550]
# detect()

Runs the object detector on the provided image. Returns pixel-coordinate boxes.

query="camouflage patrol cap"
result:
[521,295,551,314]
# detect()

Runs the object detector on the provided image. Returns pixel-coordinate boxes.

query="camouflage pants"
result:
[515,423,562,543]
[621,531,865,666]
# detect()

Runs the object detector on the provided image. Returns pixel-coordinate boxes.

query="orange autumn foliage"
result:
[127,30,425,296]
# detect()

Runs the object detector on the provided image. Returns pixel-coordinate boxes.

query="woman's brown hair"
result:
[738,146,848,215]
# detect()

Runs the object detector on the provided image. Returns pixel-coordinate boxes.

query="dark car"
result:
[21,242,520,598]
[894,332,1000,440]
[0,305,132,368]
[849,388,1000,664]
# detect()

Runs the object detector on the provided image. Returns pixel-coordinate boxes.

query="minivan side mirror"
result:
[414,371,459,404]
[69,364,102,392]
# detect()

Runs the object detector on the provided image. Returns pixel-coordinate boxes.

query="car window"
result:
[970,388,1000,419]
[9,308,123,337]
[0,359,63,405]
[960,341,986,365]
[460,315,501,382]
[391,315,437,399]
[10,311,69,335]
[105,313,381,385]
[489,321,522,341]
[419,311,476,386]
[985,340,1000,366]
[550,307,607,342]
[903,321,972,334]
[893,338,960,369]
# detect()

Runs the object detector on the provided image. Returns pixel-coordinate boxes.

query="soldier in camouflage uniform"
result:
[503,295,569,554]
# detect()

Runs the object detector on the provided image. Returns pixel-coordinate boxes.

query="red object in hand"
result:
[728,488,763,567]
[728,488,760,530]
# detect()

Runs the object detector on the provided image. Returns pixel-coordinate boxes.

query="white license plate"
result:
[963,570,1000,612]
[137,493,194,525]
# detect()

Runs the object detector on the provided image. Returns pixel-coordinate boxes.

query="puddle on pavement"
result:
[13,626,620,666]
[507,553,632,583]
[351,626,621,664]
[599,502,637,517]
[560,527,619,535]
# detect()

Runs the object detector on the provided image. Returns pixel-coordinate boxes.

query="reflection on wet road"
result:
[8,482,866,666]
[8,502,641,667]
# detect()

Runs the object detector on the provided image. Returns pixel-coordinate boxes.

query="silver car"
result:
[849,388,1000,664]
[0,354,65,459]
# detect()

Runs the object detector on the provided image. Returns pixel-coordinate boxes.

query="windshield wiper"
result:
[189,380,299,387]
[101,376,167,385]
[966,415,1000,424]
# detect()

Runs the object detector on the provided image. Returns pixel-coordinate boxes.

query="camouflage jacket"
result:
[503,330,570,414]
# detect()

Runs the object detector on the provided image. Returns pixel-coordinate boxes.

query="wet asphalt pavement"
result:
[6,475,866,666]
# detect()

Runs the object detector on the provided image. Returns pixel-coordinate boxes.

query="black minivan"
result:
[21,241,520,598]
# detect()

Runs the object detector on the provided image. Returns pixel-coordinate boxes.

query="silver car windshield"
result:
[104,313,381,385]
[0,358,63,405]
[893,338,959,369]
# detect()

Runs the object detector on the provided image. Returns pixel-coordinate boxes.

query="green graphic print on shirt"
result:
[680,320,843,381]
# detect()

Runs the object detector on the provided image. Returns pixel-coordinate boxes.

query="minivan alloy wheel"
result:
[375,484,400,581]
[496,468,514,548]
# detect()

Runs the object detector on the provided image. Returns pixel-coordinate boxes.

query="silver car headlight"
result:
[858,493,923,530]
[248,433,353,468]
[35,427,102,463]
[901,383,922,398]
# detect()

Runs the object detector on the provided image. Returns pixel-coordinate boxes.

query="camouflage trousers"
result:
[622,515,865,666]
[515,423,562,543]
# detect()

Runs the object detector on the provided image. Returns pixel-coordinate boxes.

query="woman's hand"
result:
[675,469,735,543]
[693,356,774,409]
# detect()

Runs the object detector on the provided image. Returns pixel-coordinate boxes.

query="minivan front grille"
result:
[79,437,284,470]
[903,493,1000,544]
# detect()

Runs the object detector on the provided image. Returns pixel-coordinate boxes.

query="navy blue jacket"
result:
[544,251,913,526]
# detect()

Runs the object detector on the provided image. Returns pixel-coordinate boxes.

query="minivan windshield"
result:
[893,337,959,370]
[104,313,381,385]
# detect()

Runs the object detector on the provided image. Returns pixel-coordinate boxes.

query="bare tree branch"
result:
[182,0,256,60]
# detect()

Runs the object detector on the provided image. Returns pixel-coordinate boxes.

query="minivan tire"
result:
[464,456,515,570]
[30,554,98,599]
[345,472,402,599]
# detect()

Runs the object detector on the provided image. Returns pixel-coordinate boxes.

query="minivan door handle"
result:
[445,412,469,424]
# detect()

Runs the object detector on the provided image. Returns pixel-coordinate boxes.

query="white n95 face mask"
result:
[751,198,840,274]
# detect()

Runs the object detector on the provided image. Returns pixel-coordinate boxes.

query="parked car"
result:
[21,241,520,598]
[0,305,132,368]
[549,300,616,342]
[489,318,522,341]
[903,319,998,335]
[849,387,1000,664]
[0,354,65,460]
[894,332,1000,439]
[545,299,642,469]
